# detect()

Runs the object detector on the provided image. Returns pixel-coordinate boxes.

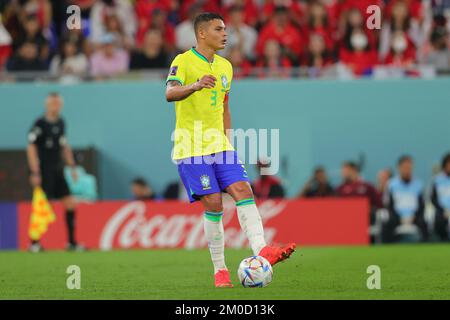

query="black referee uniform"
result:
[28,116,78,247]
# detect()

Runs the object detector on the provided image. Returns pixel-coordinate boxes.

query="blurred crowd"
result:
[0,0,450,80]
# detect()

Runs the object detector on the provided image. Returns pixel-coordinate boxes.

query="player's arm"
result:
[27,143,41,186]
[27,122,42,187]
[62,143,76,168]
[59,123,78,181]
[223,93,232,142]
[165,75,217,102]
[62,143,79,182]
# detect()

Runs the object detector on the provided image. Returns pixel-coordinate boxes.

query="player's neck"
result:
[45,113,59,123]
[193,45,215,63]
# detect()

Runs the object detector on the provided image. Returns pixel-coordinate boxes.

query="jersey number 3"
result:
[210,90,217,107]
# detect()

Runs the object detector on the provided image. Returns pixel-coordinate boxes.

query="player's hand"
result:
[71,168,78,183]
[192,75,216,91]
[30,173,41,187]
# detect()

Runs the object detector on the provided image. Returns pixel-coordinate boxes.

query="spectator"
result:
[131,177,154,201]
[19,0,52,30]
[424,26,450,70]
[104,12,134,49]
[0,14,12,70]
[221,5,257,60]
[302,0,334,51]
[129,29,168,70]
[339,8,378,76]
[338,6,378,48]
[14,14,49,63]
[60,27,89,56]
[336,161,381,226]
[90,33,129,79]
[135,0,171,32]
[227,45,253,78]
[383,30,416,67]
[252,159,285,199]
[382,155,429,243]
[139,8,176,56]
[260,0,304,27]
[379,0,423,62]
[49,40,89,80]
[90,0,136,46]
[175,3,200,52]
[431,152,450,242]
[302,32,333,71]
[256,39,292,78]
[7,41,46,72]
[298,166,334,198]
[222,0,259,27]
[256,5,303,65]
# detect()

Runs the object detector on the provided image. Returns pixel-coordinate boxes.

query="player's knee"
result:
[201,194,223,212]
[232,183,254,200]
[63,196,76,210]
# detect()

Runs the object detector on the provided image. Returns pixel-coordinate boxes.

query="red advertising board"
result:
[17,198,369,250]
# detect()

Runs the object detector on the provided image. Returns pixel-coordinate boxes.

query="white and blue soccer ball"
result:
[237,255,273,288]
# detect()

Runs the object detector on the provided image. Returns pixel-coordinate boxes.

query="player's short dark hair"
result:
[132,177,148,187]
[343,161,359,172]
[442,152,450,169]
[398,155,413,166]
[194,12,224,33]
[314,166,325,175]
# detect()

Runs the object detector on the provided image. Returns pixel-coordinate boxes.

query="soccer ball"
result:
[237,256,273,288]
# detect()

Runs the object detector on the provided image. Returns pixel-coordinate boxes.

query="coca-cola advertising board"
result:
[17,198,369,250]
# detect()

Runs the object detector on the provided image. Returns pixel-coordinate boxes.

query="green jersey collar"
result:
[191,47,214,64]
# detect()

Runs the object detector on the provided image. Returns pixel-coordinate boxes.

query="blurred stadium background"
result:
[0,0,450,299]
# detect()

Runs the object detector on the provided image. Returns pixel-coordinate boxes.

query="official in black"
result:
[27,92,83,252]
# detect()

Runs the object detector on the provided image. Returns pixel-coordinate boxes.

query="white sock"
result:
[203,211,227,273]
[236,198,267,255]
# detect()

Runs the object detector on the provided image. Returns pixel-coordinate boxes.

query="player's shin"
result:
[203,211,227,273]
[236,198,267,255]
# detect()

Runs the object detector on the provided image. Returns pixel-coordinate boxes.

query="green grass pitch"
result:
[1,244,449,300]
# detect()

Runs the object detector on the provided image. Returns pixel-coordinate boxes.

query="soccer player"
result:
[27,92,84,252]
[165,13,295,288]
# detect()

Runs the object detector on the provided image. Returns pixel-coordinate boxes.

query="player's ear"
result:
[197,23,207,40]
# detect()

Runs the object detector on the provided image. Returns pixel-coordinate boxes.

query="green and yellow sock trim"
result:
[236,198,256,207]
[204,211,223,222]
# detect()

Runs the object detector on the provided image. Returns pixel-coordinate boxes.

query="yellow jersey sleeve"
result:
[227,62,233,93]
[166,54,186,85]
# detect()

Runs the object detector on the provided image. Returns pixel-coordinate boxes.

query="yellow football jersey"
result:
[166,48,234,160]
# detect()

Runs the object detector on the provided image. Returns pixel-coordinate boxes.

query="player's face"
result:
[341,166,351,181]
[204,19,227,50]
[316,170,327,184]
[46,96,63,117]
[399,160,413,179]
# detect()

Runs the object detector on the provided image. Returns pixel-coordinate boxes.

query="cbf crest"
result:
[200,175,211,190]
[221,74,228,89]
